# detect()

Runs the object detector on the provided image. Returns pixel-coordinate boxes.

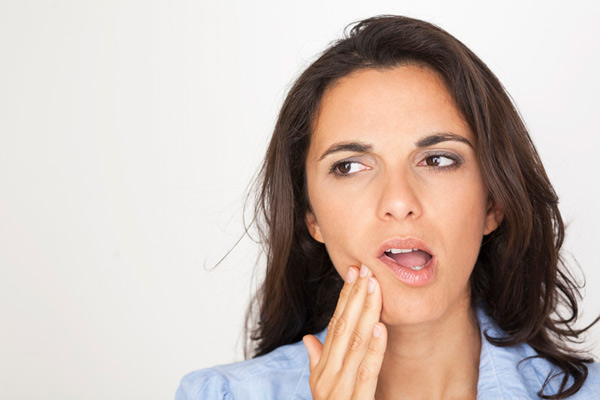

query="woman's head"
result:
[251,15,592,398]
[304,64,503,326]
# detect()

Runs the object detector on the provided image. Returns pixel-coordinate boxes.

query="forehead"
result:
[309,65,473,154]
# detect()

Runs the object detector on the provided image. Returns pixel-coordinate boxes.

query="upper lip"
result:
[376,237,434,258]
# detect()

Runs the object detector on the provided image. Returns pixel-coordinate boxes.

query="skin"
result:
[302,65,503,399]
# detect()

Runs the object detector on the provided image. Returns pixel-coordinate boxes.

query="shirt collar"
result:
[304,305,546,399]
[475,305,549,399]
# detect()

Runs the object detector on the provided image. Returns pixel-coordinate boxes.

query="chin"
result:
[380,308,441,328]
[379,288,468,328]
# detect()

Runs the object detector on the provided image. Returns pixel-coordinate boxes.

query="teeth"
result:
[385,248,418,254]
[409,265,426,271]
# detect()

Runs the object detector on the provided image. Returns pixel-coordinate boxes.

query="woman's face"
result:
[305,65,502,327]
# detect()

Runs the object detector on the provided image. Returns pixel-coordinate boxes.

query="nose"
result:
[376,169,423,222]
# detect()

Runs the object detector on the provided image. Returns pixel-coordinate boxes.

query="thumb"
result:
[302,334,323,370]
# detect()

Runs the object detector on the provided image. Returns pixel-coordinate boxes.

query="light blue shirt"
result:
[175,308,600,399]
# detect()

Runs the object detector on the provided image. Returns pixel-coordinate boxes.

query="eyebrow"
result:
[415,133,473,149]
[317,133,473,161]
[317,141,373,161]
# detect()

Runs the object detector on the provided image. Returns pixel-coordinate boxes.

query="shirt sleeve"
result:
[175,368,232,400]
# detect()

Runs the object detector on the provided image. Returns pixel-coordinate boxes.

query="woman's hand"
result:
[303,264,387,400]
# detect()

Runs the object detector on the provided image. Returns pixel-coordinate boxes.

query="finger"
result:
[317,266,359,371]
[302,334,323,370]
[351,322,388,400]
[340,275,383,374]
[321,264,372,373]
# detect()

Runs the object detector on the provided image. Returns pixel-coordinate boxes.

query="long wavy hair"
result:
[245,15,597,399]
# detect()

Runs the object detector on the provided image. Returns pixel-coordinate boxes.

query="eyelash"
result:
[329,160,364,177]
[328,152,463,178]
[418,152,463,171]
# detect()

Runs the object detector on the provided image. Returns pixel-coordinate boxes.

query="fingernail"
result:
[360,264,369,277]
[368,277,376,294]
[345,267,358,283]
[373,324,382,338]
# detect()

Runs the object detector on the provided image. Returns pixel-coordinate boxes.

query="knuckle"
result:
[340,283,352,299]
[361,299,375,313]
[328,316,337,332]
[350,281,363,296]
[367,339,382,356]
[348,331,364,352]
[357,363,372,382]
[333,316,347,336]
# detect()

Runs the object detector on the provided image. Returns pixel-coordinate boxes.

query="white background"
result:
[1,1,599,399]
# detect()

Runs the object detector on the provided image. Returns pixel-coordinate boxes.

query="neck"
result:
[375,297,481,400]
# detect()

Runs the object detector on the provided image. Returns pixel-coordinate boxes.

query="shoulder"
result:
[540,361,600,399]
[580,362,600,396]
[476,306,600,399]
[175,332,324,400]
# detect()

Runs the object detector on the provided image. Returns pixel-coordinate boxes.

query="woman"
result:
[176,15,600,399]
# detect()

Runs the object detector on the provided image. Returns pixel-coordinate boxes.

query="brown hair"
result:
[246,15,597,399]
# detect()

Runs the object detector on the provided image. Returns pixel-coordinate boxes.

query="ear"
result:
[305,211,324,243]
[483,198,504,235]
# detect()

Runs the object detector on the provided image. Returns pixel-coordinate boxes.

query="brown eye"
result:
[420,154,457,168]
[426,156,442,166]
[336,162,352,174]
[330,160,369,177]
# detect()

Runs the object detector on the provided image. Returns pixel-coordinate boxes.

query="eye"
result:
[418,154,459,168]
[426,155,453,167]
[330,160,369,176]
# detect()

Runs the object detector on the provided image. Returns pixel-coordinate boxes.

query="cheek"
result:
[310,192,368,274]
[433,167,488,225]
[434,178,488,270]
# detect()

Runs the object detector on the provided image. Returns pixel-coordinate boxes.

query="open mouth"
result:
[377,238,436,286]
[382,248,433,271]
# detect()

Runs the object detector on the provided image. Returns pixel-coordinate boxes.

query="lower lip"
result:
[378,254,435,287]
